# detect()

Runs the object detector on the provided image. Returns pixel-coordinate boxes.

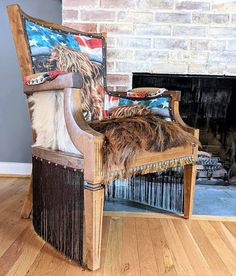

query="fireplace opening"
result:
[133,73,236,185]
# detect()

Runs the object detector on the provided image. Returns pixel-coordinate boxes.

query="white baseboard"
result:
[0,162,32,176]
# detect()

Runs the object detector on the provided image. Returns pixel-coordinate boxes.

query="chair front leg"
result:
[84,183,104,271]
[184,164,197,219]
[20,176,33,219]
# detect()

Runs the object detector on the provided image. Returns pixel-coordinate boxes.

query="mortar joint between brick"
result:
[170,25,173,36]
[209,0,212,12]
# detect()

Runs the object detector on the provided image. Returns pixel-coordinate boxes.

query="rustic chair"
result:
[7,4,199,271]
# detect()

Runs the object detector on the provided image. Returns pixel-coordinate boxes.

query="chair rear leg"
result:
[184,164,197,219]
[20,176,33,219]
[84,183,104,271]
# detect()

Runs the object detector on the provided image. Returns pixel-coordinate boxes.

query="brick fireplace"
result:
[62,0,236,182]
[62,0,236,91]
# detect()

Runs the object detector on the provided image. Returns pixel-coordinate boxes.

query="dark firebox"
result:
[133,73,236,183]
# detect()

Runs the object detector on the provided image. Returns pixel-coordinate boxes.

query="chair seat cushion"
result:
[89,105,199,171]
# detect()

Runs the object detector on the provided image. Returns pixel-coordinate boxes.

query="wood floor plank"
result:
[26,244,76,276]
[94,216,110,276]
[0,178,29,259]
[173,219,212,276]
[120,217,140,276]
[0,220,30,258]
[102,216,123,276]
[0,189,25,224]
[135,218,158,276]
[160,219,195,276]
[0,178,26,199]
[0,178,16,190]
[0,228,28,276]
[0,193,30,259]
[199,220,236,275]
[0,179,26,214]
[148,218,178,276]
[187,220,231,276]
[224,222,236,237]
[26,218,112,276]
[5,226,44,276]
[210,221,236,256]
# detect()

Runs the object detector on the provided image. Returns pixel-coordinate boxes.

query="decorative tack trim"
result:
[32,155,82,172]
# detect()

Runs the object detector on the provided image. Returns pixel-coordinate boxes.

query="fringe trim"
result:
[106,168,184,213]
[105,155,195,183]
[32,156,84,265]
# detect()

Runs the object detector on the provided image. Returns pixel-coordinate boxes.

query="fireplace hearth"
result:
[133,73,236,184]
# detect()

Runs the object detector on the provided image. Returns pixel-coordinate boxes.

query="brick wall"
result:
[62,0,236,90]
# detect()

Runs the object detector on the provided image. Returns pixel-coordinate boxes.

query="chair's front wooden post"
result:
[184,164,197,218]
[84,183,104,271]
[20,176,33,218]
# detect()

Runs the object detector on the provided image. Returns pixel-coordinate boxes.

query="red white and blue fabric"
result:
[105,95,171,120]
[24,19,103,67]
[24,19,171,120]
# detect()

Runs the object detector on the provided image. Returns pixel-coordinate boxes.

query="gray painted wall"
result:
[0,0,62,163]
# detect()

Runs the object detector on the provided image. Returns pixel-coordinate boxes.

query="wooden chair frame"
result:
[7,4,199,271]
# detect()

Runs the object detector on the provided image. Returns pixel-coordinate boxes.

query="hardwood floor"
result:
[1,178,236,275]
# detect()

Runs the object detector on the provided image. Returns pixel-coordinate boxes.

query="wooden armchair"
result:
[7,4,199,271]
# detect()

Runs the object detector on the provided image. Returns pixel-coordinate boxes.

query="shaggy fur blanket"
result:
[89,105,199,170]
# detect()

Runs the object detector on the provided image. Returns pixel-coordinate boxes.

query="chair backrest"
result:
[7,4,107,121]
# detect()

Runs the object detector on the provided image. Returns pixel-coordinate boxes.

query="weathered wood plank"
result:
[32,146,83,169]
[7,4,33,77]
[24,73,83,94]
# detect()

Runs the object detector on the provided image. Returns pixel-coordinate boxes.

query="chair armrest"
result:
[63,88,104,183]
[172,100,199,138]
[24,75,104,183]
[109,88,198,138]
[158,90,198,138]
[108,88,181,101]
[24,72,83,94]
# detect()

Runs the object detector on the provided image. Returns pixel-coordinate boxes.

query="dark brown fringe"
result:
[106,168,184,214]
[32,156,84,265]
[89,111,199,170]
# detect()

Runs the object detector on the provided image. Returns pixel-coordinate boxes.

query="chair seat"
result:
[32,144,195,183]
[106,145,195,181]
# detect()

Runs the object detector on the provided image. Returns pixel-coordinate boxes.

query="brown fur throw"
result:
[89,105,199,170]
[110,104,153,118]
